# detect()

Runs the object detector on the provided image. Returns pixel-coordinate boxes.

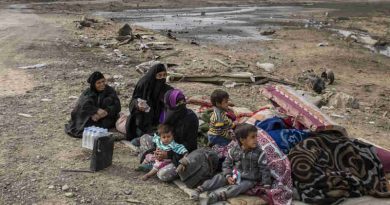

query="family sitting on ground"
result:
[64,64,390,205]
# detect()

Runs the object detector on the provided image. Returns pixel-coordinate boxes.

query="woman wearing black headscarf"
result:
[65,71,121,138]
[125,64,172,140]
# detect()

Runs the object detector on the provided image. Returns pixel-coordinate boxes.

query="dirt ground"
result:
[0,0,389,205]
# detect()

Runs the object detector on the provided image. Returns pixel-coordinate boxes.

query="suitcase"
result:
[90,135,114,171]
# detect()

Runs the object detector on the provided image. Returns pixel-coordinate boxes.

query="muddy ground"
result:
[0,0,389,205]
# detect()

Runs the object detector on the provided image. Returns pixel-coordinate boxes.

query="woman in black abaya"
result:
[65,71,121,138]
[125,64,172,140]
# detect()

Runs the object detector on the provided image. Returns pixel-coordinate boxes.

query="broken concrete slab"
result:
[328,92,360,109]
[256,62,275,73]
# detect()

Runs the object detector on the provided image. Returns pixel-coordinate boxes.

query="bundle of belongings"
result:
[182,84,390,205]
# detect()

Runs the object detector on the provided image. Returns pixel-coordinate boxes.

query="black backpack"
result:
[176,148,219,188]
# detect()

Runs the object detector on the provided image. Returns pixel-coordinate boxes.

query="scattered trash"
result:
[298,70,326,94]
[68,96,78,100]
[65,192,75,198]
[368,121,375,124]
[260,29,276,36]
[320,69,335,85]
[18,113,33,118]
[167,31,177,40]
[317,42,329,47]
[126,198,143,204]
[18,63,47,69]
[76,16,98,29]
[214,59,231,68]
[328,92,360,109]
[142,42,173,50]
[41,98,52,102]
[48,185,55,189]
[62,184,70,191]
[337,16,350,21]
[330,113,345,119]
[190,40,199,46]
[113,75,124,79]
[222,81,238,88]
[383,111,388,118]
[256,62,275,73]
[124,190,132,195]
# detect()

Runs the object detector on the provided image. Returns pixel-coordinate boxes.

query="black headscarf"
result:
[131,64,168,120]
[87,71,105,92]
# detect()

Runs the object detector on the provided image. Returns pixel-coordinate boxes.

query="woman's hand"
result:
[91,114,100,122]
[155,149,168,160]
[137,105,146,112]
[97,108,108,118]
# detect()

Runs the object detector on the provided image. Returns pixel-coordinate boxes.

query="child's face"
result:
[216,98,229,111]
[240,131,258,150]
[160,132,174,145]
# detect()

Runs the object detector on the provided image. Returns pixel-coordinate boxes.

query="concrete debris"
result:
[18,63,47,69]
[296,90,323,106]
[62,184,70,191]
[116,23,134,42]
[328,92,360,109]
[256,62,275,73]
[65,192,74,198]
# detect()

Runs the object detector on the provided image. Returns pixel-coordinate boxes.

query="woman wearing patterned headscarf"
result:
[65,71,121,138]
[138,89,199,182]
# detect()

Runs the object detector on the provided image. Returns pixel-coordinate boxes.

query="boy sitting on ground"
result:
[191,124,271,204]
[141,124,188,180]
[208,89,237,146]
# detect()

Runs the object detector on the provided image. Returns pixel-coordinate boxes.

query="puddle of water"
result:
[94,6,308,44]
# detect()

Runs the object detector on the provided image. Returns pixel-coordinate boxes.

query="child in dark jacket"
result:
[191,124,271,204]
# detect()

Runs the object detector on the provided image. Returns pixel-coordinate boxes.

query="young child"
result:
[191,124,271,204]
[208,89,236,146]
[141,124,188,180]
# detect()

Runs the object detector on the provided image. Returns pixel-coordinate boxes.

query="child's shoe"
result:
[206,192,219,205]
[190,187,203,201]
